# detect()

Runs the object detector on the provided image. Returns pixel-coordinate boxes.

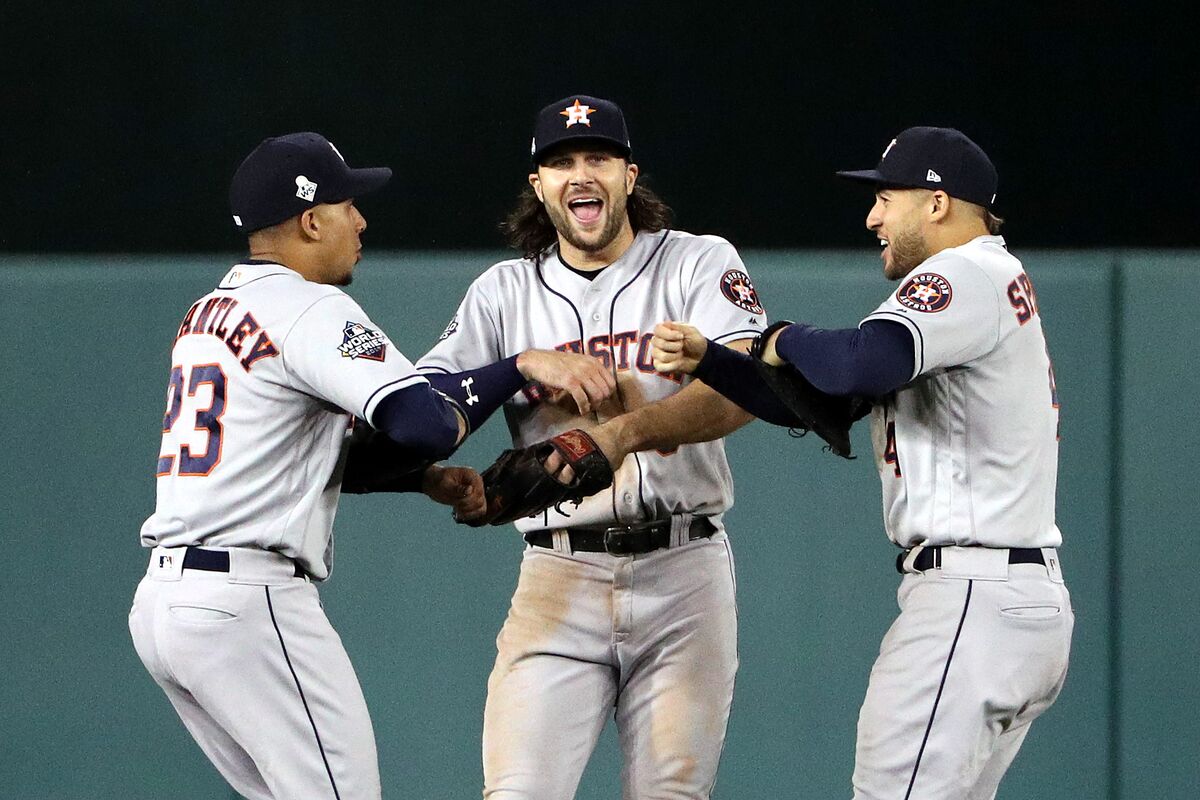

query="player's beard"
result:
[547,193,629,254]
[884,225,931,280]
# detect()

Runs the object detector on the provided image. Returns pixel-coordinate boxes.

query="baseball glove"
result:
[471,428,615,526]
[750,320,872,459]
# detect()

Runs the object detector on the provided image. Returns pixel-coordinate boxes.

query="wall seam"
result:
[1107,251,1124,800]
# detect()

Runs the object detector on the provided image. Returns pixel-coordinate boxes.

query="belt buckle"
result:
[602,526,635,555]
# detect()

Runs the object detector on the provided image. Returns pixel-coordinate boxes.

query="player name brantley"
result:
[174,297,278,372]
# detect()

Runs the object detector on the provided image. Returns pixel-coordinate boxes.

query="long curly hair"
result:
[501,179,673,260]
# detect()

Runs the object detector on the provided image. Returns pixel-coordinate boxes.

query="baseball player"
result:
[127,132,577,799]
[651,127,1074,799]
[417,95,768,799]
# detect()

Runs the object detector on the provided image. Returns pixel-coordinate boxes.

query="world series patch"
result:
[896,273,953,313]
[720,269,764,315]
[338,322,388,361]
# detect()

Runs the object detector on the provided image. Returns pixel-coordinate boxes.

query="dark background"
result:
[3,3,1194,253]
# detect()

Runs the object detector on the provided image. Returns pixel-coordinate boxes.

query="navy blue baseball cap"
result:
[229,132,392,233]
[530,95,632,164]
[837,127,998,207]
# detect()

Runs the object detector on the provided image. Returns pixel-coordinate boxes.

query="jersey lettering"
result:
[552,331,684,383]
[157,363,228,477]
[156,365,186,476]
[172,302,278,373]
[240,331,280,371]
[1006,272,1040,325]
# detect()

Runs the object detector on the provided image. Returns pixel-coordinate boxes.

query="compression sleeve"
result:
[423,355,525,434]
[772,319,914,396]
[691,344,806,426]
[371,383,460,460]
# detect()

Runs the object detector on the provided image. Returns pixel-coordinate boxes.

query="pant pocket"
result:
[168,604,238,623]
[999,603,1062,620]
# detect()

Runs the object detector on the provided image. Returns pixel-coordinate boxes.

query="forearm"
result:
[602,377,753,455]
[371,384,460,460]
[692,342,806,426]
[423,355,525,435]
[341,424,433,494]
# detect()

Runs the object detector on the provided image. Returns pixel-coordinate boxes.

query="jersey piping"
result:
[608,231,673,520]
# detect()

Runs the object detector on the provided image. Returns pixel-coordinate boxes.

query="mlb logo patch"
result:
[337,322,388,361]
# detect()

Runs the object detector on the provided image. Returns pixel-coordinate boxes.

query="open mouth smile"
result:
[568,197,604,224]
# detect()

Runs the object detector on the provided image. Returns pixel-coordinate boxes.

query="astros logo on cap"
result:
[560,99,595,128]
[897,273,953,313]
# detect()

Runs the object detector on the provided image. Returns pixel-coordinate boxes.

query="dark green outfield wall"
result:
[1,251,1196,799]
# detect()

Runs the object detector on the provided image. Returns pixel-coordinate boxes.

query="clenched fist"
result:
[650,321,708,375]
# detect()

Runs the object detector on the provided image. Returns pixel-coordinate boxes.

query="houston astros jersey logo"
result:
[720,269,765,315]
[337,322,388,361]
[897,273,953,313]
[560,99,595,127]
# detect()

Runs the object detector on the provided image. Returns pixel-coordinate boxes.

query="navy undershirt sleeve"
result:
[371,383,460,460]
[423,355,526,434]
[691,345,806,426]
[772,319,914,396]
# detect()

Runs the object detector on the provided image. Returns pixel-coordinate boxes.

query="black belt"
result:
[524,518,716,555]
[897,546,1045,574]
[183,547,305,578]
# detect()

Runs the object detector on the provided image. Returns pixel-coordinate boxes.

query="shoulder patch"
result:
[338,322,388,361]
[720,269,765,315]
[439,314,459,341]
[896,273,953,313]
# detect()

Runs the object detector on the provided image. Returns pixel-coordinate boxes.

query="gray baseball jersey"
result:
[852,236,1073,799]
[862,235,1061,549]
[420,228,765,798]
[132,260,426,799]
[140,261,427,579]
[420,228,767,530]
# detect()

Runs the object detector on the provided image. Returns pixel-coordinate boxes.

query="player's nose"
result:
[865,201,883,231]
[353,206,367,233]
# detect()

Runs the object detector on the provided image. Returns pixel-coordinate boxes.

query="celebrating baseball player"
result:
[652,127,1074,799]
[129,132,501,800]
[417,95,768,798]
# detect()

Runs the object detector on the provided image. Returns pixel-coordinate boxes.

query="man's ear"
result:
[299,207,321,241]
[626,162,639,196]
[928,190,951,223]
[529,172,544,203]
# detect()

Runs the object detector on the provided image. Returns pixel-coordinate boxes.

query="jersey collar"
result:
[218,260,301,290]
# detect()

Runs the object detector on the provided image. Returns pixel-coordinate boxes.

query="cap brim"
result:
[835,168,885,184]
[533,136,631,164]
[343,167,393,197]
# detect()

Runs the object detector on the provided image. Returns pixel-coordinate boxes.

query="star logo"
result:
[560,99,594,128]
[912,284,939,303]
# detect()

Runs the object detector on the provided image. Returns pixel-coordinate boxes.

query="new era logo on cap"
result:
[837,126,999,208]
